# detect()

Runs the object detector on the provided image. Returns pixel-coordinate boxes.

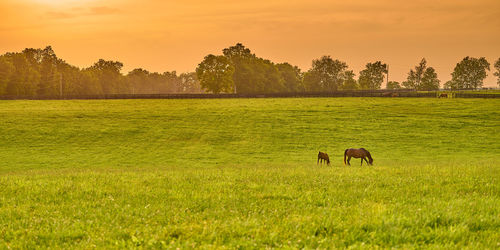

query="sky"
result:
[1,0,499,86]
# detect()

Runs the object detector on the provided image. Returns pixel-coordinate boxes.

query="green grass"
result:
[0,98,499,248]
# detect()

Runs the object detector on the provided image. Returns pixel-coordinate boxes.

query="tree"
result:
[56,61,82,96]
[6,52,40,96]
[0,56,14,95]
[386,81,401,90]
[127,68,150,94]
[420,67,440,90]
[37,46,61,96]
[89,59,126,94]
[222,43,285,93]
[222,43,253,60]
[178,72,201,93]
[443,80,455,90]
[276,63,303,92]
[450,56,490,89]
[403,58,440,90]
[222,43,254,93]
[358,61,387,90]
[303,56,348,91]
[250,58,286,93]
[196,54,234,94]
[302,70,322,92]
[340,70,358,90]
[161,71,181,93]
[73,68,100,95]
[126,69,184,94]
[494,58,500,87]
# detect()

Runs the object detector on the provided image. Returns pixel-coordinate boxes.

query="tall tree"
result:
[494,58,500,87]
[340,70,358,90]
[303,56,348,91]
[358,61,387,90]
[251,58,286,93]
[89,59,126,94]
[222,43,254,93]
[7,52,40,96]
[302,70,322,92]
[126,69,182,94]
[420,67,440,90]
[403,58,440,90]
[450,56,490,89]
[443,80,454,90]
[56,61,81,96]
[0,56,14,95]
[127,68,150,94]
[222,43,253,60]
[37,46,61,96]
[196,54,234,94]
[276,63,303,92]
[222,43,285,93]
[178,72,201,93]
[161,71,181,93]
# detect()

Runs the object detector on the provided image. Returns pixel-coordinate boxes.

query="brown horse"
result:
[344,148,373,166]
[317,151,330,165]
[439,93,448,98]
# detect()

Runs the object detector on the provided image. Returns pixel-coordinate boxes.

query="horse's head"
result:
[327,159,330,165]
[368,158,374,165]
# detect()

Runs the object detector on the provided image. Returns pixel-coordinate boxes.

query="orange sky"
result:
[1,0,499,86]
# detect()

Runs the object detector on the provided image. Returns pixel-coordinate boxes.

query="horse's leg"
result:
[347,156,351,166]
[317,157,319,165]
[361,158,363,166]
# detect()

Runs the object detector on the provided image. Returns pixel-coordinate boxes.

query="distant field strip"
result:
[1,90,499,100]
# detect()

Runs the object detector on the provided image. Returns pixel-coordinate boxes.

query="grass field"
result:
[0,98,499,248]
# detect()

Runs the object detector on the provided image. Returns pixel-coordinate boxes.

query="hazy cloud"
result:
[90,6,120,15]
[45,11,74,19]
[44,6,120,19]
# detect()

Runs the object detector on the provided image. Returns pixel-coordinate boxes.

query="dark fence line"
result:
[0,90,498,100]
[454,93,499,98]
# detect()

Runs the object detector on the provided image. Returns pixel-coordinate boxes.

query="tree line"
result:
[0,46,201,97]
[198,43,499,94]
[0,44,499,97]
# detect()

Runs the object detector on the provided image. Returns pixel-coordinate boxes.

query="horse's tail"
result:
[344,149,348,165]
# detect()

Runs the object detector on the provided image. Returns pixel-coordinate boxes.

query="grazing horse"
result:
[344,148,373,166]
[317,151,330,165]
[439,93,448,98]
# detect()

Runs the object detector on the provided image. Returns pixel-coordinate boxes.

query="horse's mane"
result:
[360,148,372,159]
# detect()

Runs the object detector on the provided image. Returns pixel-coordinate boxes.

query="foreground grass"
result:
[1,164,499,248]
[0,98,499,248]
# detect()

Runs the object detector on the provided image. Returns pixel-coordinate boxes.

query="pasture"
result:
[0,98,499,248]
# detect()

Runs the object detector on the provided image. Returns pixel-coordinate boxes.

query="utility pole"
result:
[386,65,389,87]
[59,74,63,98]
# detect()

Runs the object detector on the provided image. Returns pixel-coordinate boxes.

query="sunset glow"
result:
[1,0,499,85]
